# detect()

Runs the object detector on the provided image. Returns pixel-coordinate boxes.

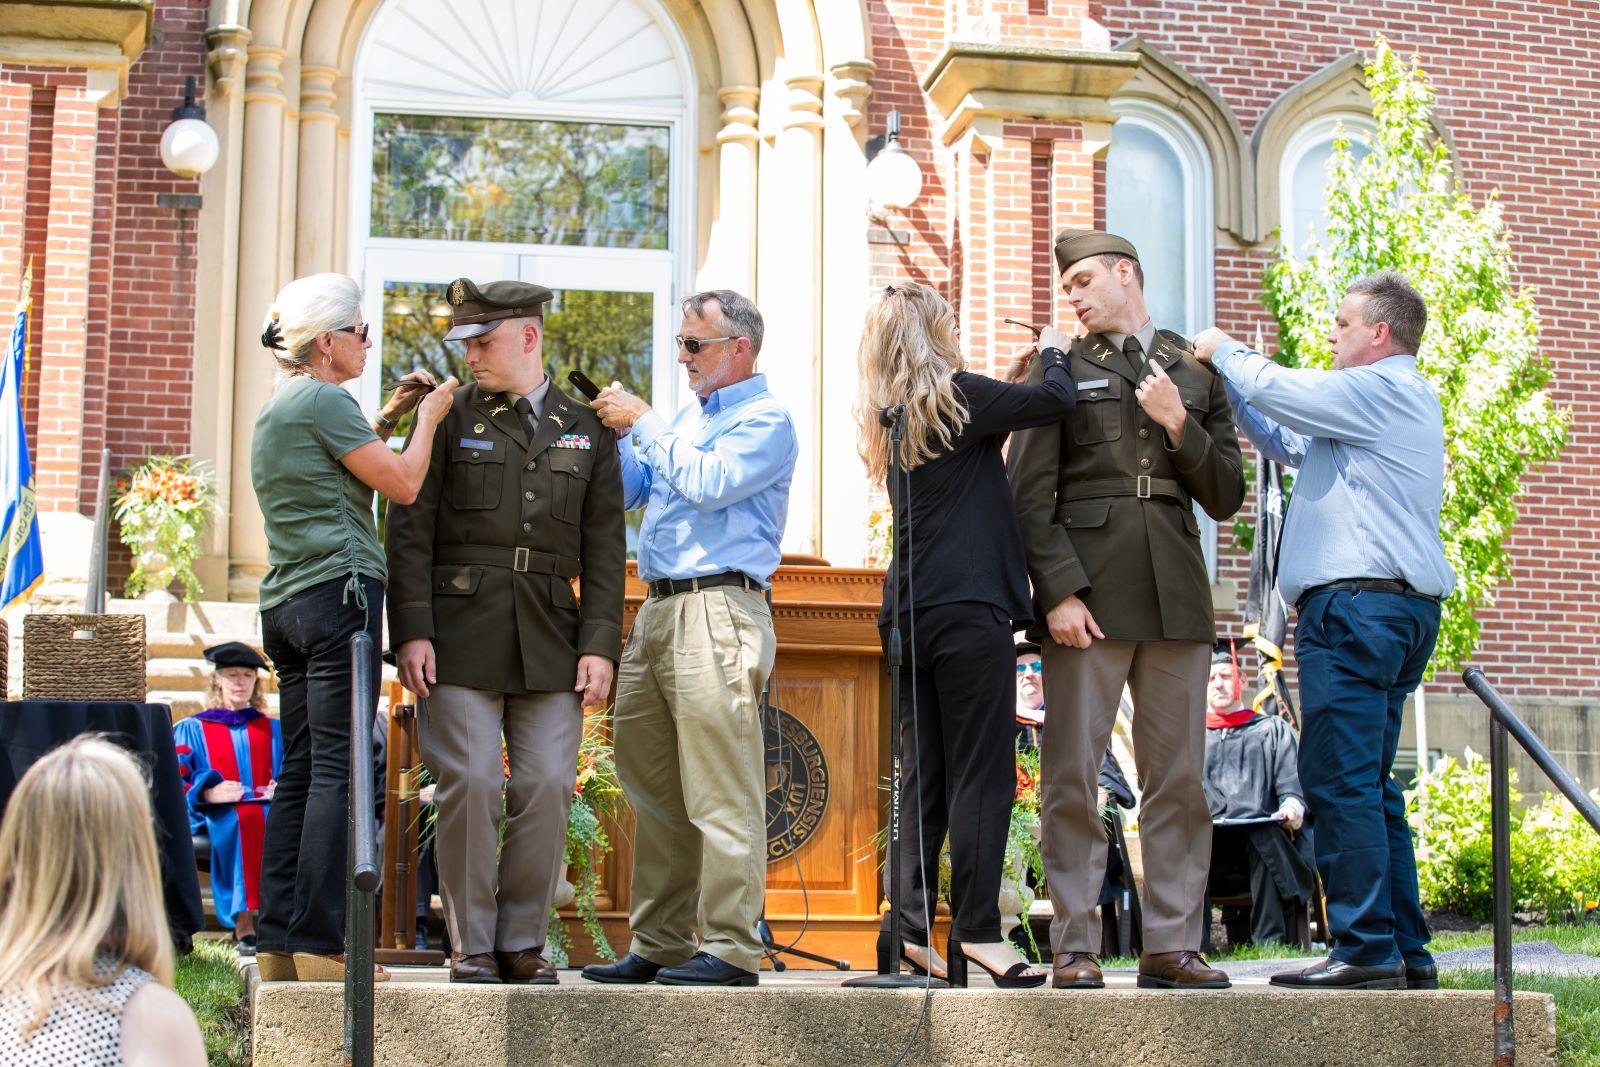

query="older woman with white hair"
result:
[250,272,456,981]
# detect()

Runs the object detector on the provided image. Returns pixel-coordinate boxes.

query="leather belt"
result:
[435,545,581,578]
[647,571,759,599]
[1297,578,1442,613]
[1059,476,1191,508]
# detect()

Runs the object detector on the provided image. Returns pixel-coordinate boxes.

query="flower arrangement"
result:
[547,711,627,966]
[864,503,893,568]
[113,455,218,601]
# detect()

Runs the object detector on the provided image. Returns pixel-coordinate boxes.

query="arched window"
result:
[1279,113,1374,253]
[1105,102,1214,337]
[1106,103,1220,577]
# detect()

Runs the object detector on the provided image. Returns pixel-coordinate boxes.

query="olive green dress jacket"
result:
[1006,329,1245,644]
[387,380,626,693]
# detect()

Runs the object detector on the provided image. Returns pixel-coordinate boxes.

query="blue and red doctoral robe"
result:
[173,709,283,928]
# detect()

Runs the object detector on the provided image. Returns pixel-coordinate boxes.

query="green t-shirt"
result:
[251,376,387,611]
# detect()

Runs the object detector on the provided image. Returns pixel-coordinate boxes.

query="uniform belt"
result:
[434,545,581,578]
[647,571,758,599]
[1297,578,1442,613]
[1059,476,1191,508]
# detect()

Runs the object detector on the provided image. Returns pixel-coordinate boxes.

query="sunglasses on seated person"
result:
[1015,660,1042,674]
[674,334,733,355]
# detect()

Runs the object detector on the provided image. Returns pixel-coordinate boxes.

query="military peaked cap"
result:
[443,278,554,341]
[1053,228,1139,275]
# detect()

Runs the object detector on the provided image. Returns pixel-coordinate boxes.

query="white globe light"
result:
[866,141,924,212]
[160,117,220,178]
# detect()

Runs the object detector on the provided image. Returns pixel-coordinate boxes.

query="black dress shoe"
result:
[1270,957,1405,990]
[654,951,758,987]
[581,952,666,985]
[1405,962,1440,989]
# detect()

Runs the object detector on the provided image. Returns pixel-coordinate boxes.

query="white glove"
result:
[1275,797,1306,831]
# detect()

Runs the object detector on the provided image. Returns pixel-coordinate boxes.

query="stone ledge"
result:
[253,980,1557,1066]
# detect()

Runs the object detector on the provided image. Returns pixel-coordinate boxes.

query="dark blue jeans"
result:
[1295,586,1439,969]
[257,574,383,954]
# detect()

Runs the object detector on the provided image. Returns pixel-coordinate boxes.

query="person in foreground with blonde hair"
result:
[0,737,205,1066]
[251,272,456,981]
[854,281,1074,987]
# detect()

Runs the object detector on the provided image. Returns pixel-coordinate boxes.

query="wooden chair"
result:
[376,679,445,966]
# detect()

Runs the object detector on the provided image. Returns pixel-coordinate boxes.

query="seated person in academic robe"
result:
[174,642,283,954]
[1016,640,1044,748]
[1202,641,1316,948]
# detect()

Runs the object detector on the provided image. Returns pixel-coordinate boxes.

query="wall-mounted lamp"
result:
[160,75,220,180]
[865,110,923,214]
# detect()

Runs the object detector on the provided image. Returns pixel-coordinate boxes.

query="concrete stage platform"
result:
[250,964,1558,1066]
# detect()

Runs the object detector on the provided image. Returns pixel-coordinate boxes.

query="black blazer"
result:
[879,347,1074,627]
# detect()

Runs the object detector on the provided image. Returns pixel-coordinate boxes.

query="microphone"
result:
[879,405,905,427]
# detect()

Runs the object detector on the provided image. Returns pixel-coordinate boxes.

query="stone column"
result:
[294,66,339,275]
[227,45,287,600]
[818,60,874,566]
[757,72,824,555]
[698,86,760,293]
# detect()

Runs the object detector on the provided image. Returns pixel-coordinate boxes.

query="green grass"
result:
[1431,922,1600,957]
[174,939,247,1067]
[1440,970,1600,1067]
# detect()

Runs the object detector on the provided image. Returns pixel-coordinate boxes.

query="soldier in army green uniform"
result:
[386,278,625,984]
[1007,230,1245,991]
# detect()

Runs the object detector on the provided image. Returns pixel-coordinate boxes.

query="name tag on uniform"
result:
[459,437,494,450]
[1078,379,1110,391]
[554,434,592,450]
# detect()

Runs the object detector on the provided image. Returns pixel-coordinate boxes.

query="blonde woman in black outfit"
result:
[854,282,1074,987]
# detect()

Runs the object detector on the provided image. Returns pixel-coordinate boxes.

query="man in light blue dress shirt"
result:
[1195,272,1455,991]
[581,290,797,988]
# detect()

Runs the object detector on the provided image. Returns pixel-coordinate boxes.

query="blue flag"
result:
[1,264,43,611]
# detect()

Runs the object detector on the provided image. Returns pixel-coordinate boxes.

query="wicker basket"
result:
[23,613,147,702]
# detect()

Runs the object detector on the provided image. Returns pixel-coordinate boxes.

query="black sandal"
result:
[946,938,1047,989]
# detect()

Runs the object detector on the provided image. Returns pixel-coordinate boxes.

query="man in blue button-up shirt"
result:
[1195,272,1455,992]
[581,290,797,988]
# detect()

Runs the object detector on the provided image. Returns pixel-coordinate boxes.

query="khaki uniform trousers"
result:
[614,586,776,973]
[1040,638,1211,955]
[418,685,582,957]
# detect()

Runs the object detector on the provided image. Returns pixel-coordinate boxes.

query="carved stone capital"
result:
[205,24,252,97]
[243,45,287,105]
[716,85,760,146]
[299,65,340,122]
[783,73,825,133]
[828,60,875,130]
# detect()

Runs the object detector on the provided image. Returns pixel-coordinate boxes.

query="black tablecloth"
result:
[0,701,204,951]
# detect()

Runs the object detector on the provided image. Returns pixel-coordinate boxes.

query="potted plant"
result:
[548,711,626,966]
[113,455,218,602]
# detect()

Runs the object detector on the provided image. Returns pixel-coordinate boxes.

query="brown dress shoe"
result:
[1137,950,1229,989]
[1052,952,1104,989]
[497,949,558,985]
[450,952,503,984]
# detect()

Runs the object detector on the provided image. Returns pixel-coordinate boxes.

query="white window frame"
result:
[1107,100,1221,578]
[345,0,696,417]
[1278,112,1376,253]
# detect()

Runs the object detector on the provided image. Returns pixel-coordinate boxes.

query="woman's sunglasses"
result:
[334,324,371,342]
[674,334,732,355]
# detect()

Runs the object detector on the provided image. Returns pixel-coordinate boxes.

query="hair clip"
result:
[260,310,285,351]
[884,285,897,296]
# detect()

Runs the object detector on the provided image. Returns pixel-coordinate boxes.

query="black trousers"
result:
[1207,826,1291,947]
[258,574,383,954]
[879,602,1016,944]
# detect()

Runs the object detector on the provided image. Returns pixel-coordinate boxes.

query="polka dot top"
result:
[0,957,154,1066]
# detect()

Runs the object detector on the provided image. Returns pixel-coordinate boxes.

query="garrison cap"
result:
[443,278,554,341]
[1053,228,1139,275]
[203,641,271,672]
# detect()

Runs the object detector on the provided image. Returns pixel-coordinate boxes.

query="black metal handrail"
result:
[1462,667,1600,1067]
[345,632,378,1067]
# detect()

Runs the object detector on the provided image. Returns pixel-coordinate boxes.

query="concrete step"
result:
[145,631,270,660]
[107,598,262,636]
[145,656,281,693]
[251,971,1558,1067]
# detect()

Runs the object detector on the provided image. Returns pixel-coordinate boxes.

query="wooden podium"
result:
[573,562,890,968]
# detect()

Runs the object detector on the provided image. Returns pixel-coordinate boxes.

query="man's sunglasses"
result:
[1016,660,1042,674]
[674,334,732,354]
[334,324,371,342]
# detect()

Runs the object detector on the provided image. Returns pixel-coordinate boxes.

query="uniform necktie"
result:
[513,396,538,440]
[1124,335,1149,381]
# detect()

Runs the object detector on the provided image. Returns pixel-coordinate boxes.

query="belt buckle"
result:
[1136,475,1151,499]
[513,547,530,573]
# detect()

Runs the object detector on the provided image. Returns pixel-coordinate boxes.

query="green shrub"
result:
[1406,751,1600,920]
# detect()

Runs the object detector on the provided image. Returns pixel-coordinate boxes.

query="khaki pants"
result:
[614,587,775,973]
[418,685,582,957]
[1039,638,1211,955]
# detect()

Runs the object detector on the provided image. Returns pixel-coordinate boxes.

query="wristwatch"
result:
[375,409,398,431]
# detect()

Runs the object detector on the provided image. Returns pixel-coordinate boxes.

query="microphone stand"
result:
[844,405,945,989]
